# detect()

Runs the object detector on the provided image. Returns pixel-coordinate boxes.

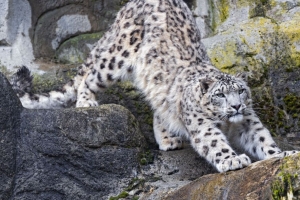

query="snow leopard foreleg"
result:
[184,115,251,172]
[238,113,299,160]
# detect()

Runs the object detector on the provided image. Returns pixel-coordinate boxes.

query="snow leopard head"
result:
[200,73,252,123]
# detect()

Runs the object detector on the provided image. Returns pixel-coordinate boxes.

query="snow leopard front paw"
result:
[76,100,99,107]
[270,150,299,158]
[216,154,251,172]
[158,137,183,151]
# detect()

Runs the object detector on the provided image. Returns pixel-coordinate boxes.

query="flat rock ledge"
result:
[164,153,300,200]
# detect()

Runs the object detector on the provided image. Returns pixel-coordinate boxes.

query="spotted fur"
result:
[12,0,298,172]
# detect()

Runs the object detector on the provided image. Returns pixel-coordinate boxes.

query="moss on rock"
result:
[56,32,104,64]
[271,154,300,200]
[280,18,300,68]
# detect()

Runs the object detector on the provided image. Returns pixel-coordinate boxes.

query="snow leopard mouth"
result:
[229,113,243,123]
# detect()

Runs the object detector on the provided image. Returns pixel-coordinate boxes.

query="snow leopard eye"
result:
[216,93,225,98]
[238,89,245,94]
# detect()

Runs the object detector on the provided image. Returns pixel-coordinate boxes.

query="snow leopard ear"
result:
[235,72,248,82]
[200,78,215,94]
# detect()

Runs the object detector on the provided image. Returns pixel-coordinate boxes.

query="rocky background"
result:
[1,0,300,199]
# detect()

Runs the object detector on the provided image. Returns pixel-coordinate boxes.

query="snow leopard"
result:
[11,0,298,172]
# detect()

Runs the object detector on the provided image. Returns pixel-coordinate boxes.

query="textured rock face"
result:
[14,105,145,199]
[0,71,22,200]
[0,0,37,71]
[30,0,121,60]
[0,0,124,72]
[0,72,147,199]
[165,153,300,200]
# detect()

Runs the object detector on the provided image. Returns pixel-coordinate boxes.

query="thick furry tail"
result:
[11,66,33,96]
[11,66,82,109]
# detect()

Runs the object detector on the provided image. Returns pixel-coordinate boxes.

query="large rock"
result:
[137,147,217,200]
[0,70,22,199]
[0,0,37,71]
[30,0,125,60]
[14,105,145,199]
[165,153,300,200]
[0,72,148,199]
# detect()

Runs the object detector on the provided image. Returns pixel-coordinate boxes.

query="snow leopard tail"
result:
[11,66,87,109]
[11,66,33,96]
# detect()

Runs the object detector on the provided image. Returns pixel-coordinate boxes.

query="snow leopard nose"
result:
[231,104,241,111]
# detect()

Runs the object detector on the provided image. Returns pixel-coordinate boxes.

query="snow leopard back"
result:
[13,0,211,112]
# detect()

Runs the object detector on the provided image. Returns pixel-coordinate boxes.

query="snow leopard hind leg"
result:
[153,111,184,151]
[75,1,143,107]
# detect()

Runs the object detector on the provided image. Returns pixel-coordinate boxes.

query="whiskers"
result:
[219,113,230,121]
[213,111,231,122]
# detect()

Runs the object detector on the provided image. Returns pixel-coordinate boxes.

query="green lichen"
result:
[126,178,145,191]
[219,0,229,23]
[109,178,145,200]
[57,32,104,64]
[67,32,104,44]
[209,0,229,33]
[109,191,129,200]
[139,150,154,165]
[254,92,300,137]
[271,172,294,200]
[283,94,300,115]
[249,0,271,18]
[251,87,278,135]
[271,154,300,200]
[119,0,129,6]
[279,16,300,68]
[31,69,76,93]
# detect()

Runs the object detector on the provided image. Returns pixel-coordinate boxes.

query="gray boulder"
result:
[14,105,145,200]
[0,72,147,199]
[0,70,22,199]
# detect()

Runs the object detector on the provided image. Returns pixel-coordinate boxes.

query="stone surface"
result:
[0,71,22,200]
[0,72,148,199]
[137,146,217,200]
[14,105,145,199]
[0,0,37,71]
[164,153,300,200]
[33,5,92,58]
[0,72,217,200]
[1,71,215,200]
[56,32,104,64]
[30,0,124,60]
